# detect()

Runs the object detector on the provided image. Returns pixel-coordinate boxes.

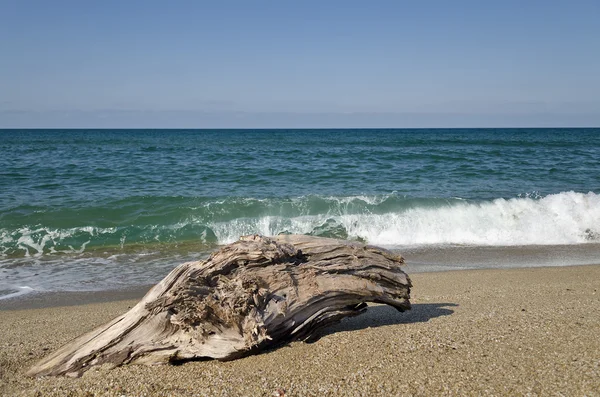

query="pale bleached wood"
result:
[28,235,411,377]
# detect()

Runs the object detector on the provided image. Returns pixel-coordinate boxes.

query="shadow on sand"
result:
[318,303,457,338]
[174,303,457,363]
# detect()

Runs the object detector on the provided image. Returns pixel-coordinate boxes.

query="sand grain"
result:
[1,265,599,396]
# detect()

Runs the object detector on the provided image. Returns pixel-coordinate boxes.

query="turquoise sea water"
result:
[1,128,599,298]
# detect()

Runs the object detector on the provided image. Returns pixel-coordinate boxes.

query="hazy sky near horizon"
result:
[2,0,600,128]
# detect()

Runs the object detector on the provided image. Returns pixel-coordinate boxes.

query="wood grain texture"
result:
[27,235,411,377]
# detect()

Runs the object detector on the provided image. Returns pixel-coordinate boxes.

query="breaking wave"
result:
[1,191,599,258]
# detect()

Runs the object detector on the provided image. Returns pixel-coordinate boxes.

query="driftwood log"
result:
[28,235,411,377]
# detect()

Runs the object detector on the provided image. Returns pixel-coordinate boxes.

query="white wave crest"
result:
[211,191,600,246]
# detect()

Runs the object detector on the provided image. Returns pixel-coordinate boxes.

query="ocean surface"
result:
[1,128,599,299]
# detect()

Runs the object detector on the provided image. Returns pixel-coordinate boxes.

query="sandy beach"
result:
[1,265,599,396]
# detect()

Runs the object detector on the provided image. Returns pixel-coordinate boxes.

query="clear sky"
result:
[1,0,599,128]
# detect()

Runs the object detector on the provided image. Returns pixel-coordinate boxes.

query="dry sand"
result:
[1,265,599,396]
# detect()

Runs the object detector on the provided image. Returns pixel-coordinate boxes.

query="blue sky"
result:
[1,0,599,128]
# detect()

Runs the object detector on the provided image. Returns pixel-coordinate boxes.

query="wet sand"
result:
[1,265,599,396]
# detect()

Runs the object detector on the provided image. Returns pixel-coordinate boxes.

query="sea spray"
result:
[1,192,598,258]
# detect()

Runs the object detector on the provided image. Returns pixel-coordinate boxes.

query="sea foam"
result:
[210,191,600,247]
[0,192,598,258]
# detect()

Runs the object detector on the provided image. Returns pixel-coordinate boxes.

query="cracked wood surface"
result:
[27,235,411,377]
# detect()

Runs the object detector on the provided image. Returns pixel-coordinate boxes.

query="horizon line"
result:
[1,126,599,131]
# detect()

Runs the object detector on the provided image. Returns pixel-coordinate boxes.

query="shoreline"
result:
[0,285,153,311]
[2,264,599,395]
[3,260,600,311]
[3,242,599,305]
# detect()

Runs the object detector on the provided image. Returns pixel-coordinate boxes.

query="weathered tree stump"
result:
[28,235,411,377]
